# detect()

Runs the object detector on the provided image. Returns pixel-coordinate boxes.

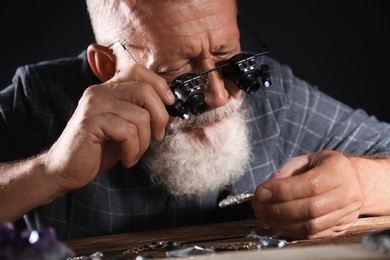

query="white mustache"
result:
[169,98,243,130]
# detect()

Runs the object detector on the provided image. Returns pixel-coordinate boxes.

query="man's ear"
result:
[87,43,116,82]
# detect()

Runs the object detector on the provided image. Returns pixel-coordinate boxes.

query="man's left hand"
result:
[251,150,364,239]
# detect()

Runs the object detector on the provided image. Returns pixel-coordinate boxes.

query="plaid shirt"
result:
[1,51,390,240]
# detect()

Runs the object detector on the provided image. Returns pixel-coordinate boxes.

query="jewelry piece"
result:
[212,242,257,252]
[123,240,182,255]
[166,245,215,257]
[246,230,287,249]
[66,251,104,260]
[256,236,287,249]
[218,191,255,208]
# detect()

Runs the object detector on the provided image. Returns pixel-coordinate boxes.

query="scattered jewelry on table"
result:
[123,240,258,258]
[68,232,287,259]
[218,191,255,208]
[123,233,287,258]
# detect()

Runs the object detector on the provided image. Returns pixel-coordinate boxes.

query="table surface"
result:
[64,216,390,259]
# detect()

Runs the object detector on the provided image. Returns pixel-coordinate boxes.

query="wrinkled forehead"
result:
[129,0,236,26]
[122,0,238,65]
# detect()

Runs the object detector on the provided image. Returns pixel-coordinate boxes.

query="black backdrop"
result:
[1,1,389,121]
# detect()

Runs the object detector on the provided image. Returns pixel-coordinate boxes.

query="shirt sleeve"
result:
[0,51,98,162]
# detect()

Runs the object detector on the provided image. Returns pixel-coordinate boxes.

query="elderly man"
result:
[1,0,390,240]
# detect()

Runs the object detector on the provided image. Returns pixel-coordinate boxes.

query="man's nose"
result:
[202,70,229,108]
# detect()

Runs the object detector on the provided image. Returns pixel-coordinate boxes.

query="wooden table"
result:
[65,216,390,259]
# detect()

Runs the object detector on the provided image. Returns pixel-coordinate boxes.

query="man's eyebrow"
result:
[206,40,241,59]
[213,43,231,52]
[154,61,187,74]
[152,37,241,73]
[152,54,191,74]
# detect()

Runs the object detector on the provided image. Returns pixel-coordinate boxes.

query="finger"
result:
[79,87,152,150]
[255,163,343,202]
[84,83,167,141]
[84,113,145,168]
[305,212,357,239]
[265,208,359,240]
[110,64,175,105]
[253,187,358,220]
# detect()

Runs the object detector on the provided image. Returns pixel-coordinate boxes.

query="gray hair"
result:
[86,0,150,46]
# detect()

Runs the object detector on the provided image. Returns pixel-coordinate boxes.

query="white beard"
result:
[142,98,251,198]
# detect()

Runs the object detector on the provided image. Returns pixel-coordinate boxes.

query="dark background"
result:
[1,1,389,121]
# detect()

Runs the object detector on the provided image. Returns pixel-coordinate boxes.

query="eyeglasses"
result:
[111,41,269,82]
[111,41,271,119]
[109,41,138,64]
[108,16,271,119]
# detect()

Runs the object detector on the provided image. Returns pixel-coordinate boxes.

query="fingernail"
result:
[167,89,175,101]
[159,129,165,140]
[259,188,272,201]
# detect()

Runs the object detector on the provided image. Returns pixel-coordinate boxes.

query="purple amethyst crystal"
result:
[0,222,74,259]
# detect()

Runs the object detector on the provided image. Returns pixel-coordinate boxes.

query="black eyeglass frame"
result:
[108,15,272,119]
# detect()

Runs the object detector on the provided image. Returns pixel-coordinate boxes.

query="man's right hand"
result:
[43,63,175,192]
[0,63,175,223]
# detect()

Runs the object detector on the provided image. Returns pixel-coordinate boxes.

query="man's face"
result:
[120,0,242,109]
[119,0,250,197]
